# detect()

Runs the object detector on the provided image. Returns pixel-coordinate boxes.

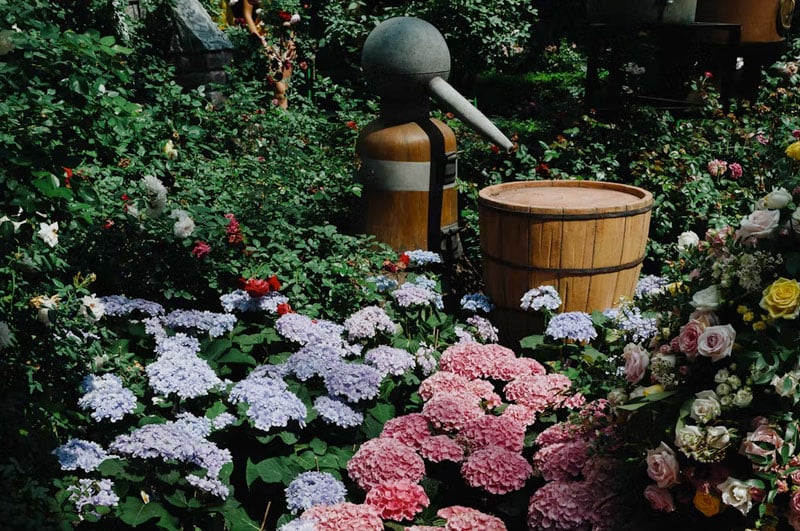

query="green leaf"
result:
[519,335,545,350]
[278,431,298,445]
[118,498,177,528]
[309,438,327,455]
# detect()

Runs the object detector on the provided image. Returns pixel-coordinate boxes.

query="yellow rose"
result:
[642,384,664,397]
[787,141,800,161]
[760,277,800,319]
[693,490,721,517]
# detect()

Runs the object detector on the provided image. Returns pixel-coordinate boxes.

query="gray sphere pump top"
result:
[361,17,514,153]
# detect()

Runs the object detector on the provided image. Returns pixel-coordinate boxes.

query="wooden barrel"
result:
[356,118,458,252]
[695,0,795,43]
[479,180,653,344]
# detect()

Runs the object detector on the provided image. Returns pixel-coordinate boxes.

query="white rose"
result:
[733,387,753,407]
[762,187,792,209]
[772,371,800,397]
[691,285,721,312]
[714,369,730,384]
[677,231,700,251]
[690,390,722,424]
[696,324,736,363]
[717,477,753,516]
[675,424,704,452]
[706,426,731,449]
[736,209,780,241]
[790,207,800,234]
[79,294,106,323]
[37,221,59,248]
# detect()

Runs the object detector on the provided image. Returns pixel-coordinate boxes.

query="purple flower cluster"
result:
[163,309,237,338]
[343,306,398,341]
[313,396,364,428]
[460,293,494,313]
[392,283,444,309]
[211,412,237,430]
[285,471,348,514]
[275,313,345,346]
[364,346,416,377]
[67,478,119,517]
[147,334,223,399]
[219,289,289,313]
[286,343,346,381]
[545,312,598,343]
[366,275,399,292]
[53,439,110,472]
[603,304,657,344]
[174,412,212,438]
[521,285,562,312]
[110,418,232,480]
[405,249,443,265]
[412,274,438,291]
[143,316,167,339]
[635,275,668,299]
[323,363,383,403]
[186,473,230,498]
[414,345,438,376]
[78,374,137,423]
[228,370,307,431]
[99,295,165,317]
[466,315,499,343]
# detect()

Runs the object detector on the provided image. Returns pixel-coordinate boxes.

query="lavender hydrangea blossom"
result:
[53,439,110,472]
[313,396,364,428]
[285,471,347,514]
[405,249,443,266]
[279,518,318,531]
[635,275,668,299]
[78,374,137,422]
[211,412,237,430]
[392,283,444,309]
[67,478,119,517]
[414,344,438,376]
[323,363,383,403]
[603,304,657,344]
[521,285,562,312]
[545,312,598,343]
[228,372,307,431]
[366,275,399,292]
[99,295,165,317]
[466,315,499,343]
[286,343,346,381]
[219,290,289,313]
[412,275,438,291]
[364,346,416,377]
[460,293,495,313]
[186,474,230,499]
[275,313,345,346]
[147,334,223,399]
[163,309,237,338]
[343,306,398,341]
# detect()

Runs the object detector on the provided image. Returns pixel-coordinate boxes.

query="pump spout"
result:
[428,76,514,153]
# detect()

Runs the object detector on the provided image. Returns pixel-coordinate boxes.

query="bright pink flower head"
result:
[422,391,485,432]
[460,446,532,494]
[501,403,538,426]
[504,373,573,412]
[527,480,594,530]
[223,213,243,244]
[419,435,465,463]
[300,502,382,531]
[438,506,507,531]
[419,371,474,401]
[536,421,579,447]
[532,439,591,481]
[347,438,425,492]
[380,413,431,449]
[728,162,743,179]
[439,342,495,379]
[707,159,728,177]
[191,240,211,259]
[456,415,526,453]
[490,355,547,381]
[364,480,429,521]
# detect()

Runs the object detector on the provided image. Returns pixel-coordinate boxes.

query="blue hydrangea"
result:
[78,374,137,423]
[323,363,383,403]
[67,478,119,517]
[366,275,399,292]
[279,519,318,531]
[163,309,237,338]
[364,345,416,377]
[603,304,657,344]
[110,419,232,478]
[143,316,167,339]
[174,412,213,438]
[186,473,230,499]
[460,293,495,313]
[286,343,346,381]
[414,345,438,376]
[228,372,307,432]
[285,471,347,514]
[392,283,444,309]
[521,285,562,312]
[100,295,165,317]
[147,334,223,399]
[220,290,289,313]
[412,274,438,291]
[53,439,110,472]
[405,249,443,266]
[635,275,669,299]
[343,306,398,341]
[545,311,598,343]
[275,313,345,346]
[313,396,364,428]
[211,412,237,431]
[466,315,499,343]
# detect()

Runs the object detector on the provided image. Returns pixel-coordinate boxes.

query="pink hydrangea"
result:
[527,480,594,530]
[407,527,442,531]
[419,371,477,401]
[364,480,429,521]
[422,391,486,432]
[419,434,465,463]
[707,159,728,177]
[466,379,503,408]
[300,502,383,530]
[532,439,591,481]
[456,415,526,453]
[728,162,743,179]
[490,356,546,381]
[501,403,538,426]
[380,413,431,449]
[460,446,532,494]
[347,438,426,491]
[439,342,516,380]
[582,457,622,488]
[504,373,573,412]
[438,506,507,531]
[536,422,578,447]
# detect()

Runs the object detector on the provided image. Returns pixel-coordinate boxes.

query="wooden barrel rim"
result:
[478,180,653,217]
[481,252,645,275]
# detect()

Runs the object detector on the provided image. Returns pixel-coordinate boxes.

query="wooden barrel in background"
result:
[356,118,458,252]
[695,0,795,43]
[479,180,653,345]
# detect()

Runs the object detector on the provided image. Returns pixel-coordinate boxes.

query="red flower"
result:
[793,129,800,139]
[191,241,211,259]
[244,277,272,297]
[277,303,293,315]
[536,163,550,176]
[383,260,398,273]
[224,213,243,244]
[299,61,308,72]
[704,71,713,79]
[103,219,114,230]
[399,253,410,266]
[490,145,500,154]
[278,10,292,21]
[267,274,281,291]
[63,167,73,188]
[346,120,358,130]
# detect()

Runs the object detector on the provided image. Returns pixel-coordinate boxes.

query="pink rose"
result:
[677,320,705,359]
[696,324,736,362]
[623,343,650,384]
[740,425,784,466]
[735,209,780,242]
[792,491,800,514]
[729,162,743,179]
[646,442,681,488]
[644,484,675,512]
[689,310,719,326]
